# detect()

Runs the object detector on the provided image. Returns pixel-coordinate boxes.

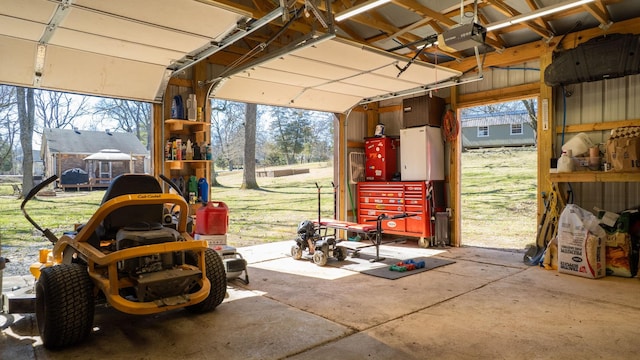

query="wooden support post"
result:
[338,113,347,222]
[152,103,164,178]
[449,86,461,247]
[366,103,379,137]
[538,51,555,224]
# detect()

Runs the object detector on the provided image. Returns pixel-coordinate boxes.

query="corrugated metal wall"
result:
[459,61,541,95]
[557,74,640,212]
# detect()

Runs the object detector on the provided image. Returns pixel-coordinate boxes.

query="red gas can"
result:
[195,201,228,235]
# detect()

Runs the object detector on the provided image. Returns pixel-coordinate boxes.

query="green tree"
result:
[241,103,259,190]
[17,87,35,197]
[210,99,245,171]
[268,107,312,164]
[521,98,538,141]
[34,90,90,134]
[93,98,151,146]
[0,85,17,173]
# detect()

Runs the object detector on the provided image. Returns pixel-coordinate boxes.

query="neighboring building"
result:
[12,150,44,177]
[461,110,536,149]
[41,128,148,187]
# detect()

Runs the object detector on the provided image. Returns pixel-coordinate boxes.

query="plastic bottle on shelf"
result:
[176,139,182,160]
[557,150,574,172]
[165,140,172,160]
[198,177,209,203]
[206,144,212,160]
[186,139,193,160]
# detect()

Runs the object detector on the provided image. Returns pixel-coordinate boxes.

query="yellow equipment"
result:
[20,174,227,349]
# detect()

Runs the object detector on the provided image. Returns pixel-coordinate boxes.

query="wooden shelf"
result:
[166,160,210,170]
[164,119,208,132]
[550,171,640,183]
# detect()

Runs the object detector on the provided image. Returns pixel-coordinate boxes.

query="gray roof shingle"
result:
[42,128,148,155]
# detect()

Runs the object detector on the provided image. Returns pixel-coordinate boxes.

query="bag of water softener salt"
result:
[557,204,607,278]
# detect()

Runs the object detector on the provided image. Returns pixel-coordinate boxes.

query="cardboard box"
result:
[194,233,227,247]
[606,127,640,172]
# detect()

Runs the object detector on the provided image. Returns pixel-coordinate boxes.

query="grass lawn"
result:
[461,147,537,250]
[210,163,335,247]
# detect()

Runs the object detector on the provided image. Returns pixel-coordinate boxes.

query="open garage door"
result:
[211,37,462,113]
[0,1,461,113]
[0,0,247,102]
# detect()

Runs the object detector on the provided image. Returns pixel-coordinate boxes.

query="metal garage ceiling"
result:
[1,1,640,112]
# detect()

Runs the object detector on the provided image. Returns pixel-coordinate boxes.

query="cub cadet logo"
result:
[387,221,397,228]
[136,194,162,199]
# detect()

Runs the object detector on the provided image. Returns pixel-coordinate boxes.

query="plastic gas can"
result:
[196,201,228,235]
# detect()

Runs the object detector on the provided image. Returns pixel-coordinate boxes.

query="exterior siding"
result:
[462,123,536,149]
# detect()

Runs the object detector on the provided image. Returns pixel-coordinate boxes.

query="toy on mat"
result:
[389,259,426,272]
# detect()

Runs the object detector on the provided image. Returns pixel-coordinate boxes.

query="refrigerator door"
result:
[400,126,444,181]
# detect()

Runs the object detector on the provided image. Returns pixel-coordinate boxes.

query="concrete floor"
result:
[1,241,639,359]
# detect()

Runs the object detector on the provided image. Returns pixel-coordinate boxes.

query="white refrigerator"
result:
[400,125,445,181]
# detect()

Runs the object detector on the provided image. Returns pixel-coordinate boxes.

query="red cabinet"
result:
[365,137,399,181]
[357,181,445,240]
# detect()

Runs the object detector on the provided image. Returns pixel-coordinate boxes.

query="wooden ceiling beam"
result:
[523,0,547,29]
[485,0,553,39]
[344,13,422,43]
[442,16,640,72]
[458,82,540,107]
[473,8,506,49]
[389,17,433,40]
[584,3,611,26]
[441,40,548,72]
[391,0,457,28]
[556,16,640,50]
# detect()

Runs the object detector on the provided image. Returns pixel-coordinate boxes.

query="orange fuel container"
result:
[196,201,228,235]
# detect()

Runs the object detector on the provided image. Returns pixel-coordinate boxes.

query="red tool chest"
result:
[365,137,399,181]
[357,181,445,240]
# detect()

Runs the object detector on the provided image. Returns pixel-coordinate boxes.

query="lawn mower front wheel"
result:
[186,248,227,313]
[36,264,95,349]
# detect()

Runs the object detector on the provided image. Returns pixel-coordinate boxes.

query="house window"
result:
[477,126,489,137]
[511,123,523,135]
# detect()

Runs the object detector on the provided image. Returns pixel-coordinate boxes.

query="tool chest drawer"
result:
[357,181,436,239]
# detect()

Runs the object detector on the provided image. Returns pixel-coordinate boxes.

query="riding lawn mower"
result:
[13,173,228,349]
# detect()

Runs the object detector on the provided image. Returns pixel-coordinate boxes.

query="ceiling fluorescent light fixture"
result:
[335,0,391,22]
[486,0,595,31]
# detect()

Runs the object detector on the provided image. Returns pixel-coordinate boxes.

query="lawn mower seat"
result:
[98,174,164,241]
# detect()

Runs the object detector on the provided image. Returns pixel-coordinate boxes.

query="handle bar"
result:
[20,175,60,243]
